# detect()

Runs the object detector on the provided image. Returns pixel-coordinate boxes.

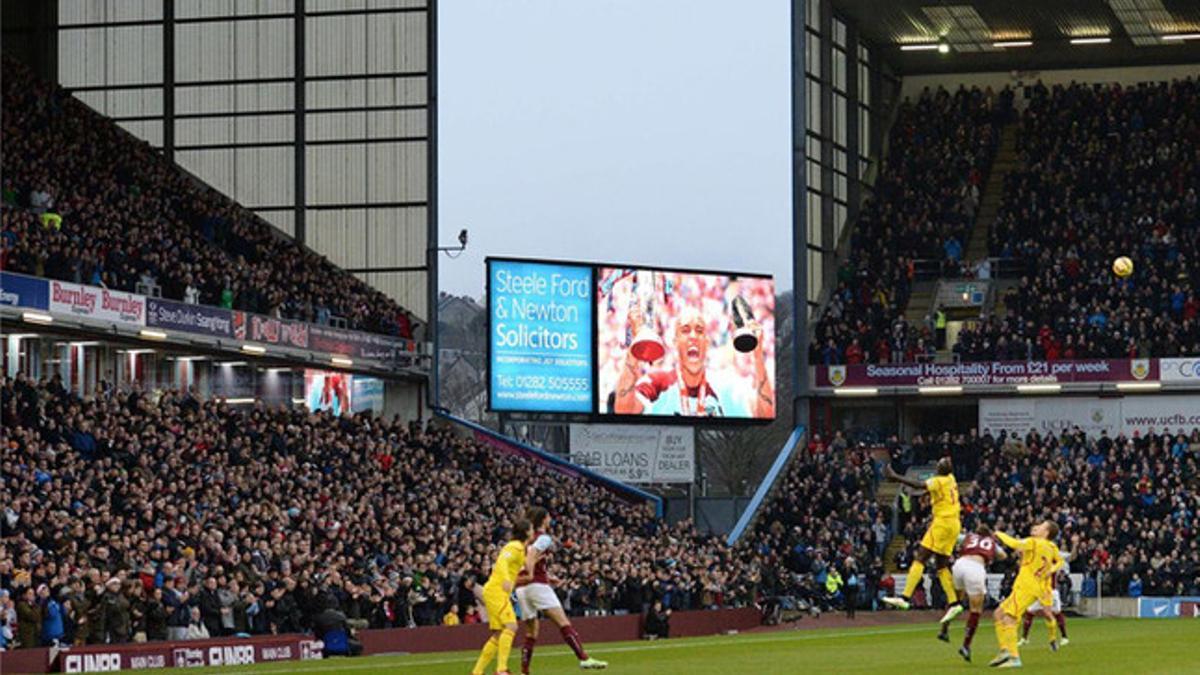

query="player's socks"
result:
[472,636,499,675]
[902,560,925,599]
[1045,615,1058,644]
[1055,613,1068,639]
[995,620,1019,660]
[521,635,537,674]
[963,610,981,649]
[936,567,957,604]
[1020,612,1033,639]
[1004,622,1021,659]
[497,628,516,672]
[560,625,589,660]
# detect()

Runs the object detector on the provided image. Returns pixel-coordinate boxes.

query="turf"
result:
[182,618,1195,674]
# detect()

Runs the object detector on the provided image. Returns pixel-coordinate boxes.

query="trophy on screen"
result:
[731,295,759,353]
[628,271,666,362]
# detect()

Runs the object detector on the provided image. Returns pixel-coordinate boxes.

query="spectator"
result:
[443,605,460,626]
[0,56,419,340]
[186,607,209,641]
[39,585,64,646]
[15,587,40,649]
[643,601,670,640]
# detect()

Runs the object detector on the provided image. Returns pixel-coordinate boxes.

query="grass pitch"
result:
[185,617,1194,674]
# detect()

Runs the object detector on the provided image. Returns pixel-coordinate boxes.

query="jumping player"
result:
[882,457,961,612]
[1019,566,1070,648]
[472,520,536,675]
[989,520,1064,668]
[516,507,608,672]
[937,524,1008,662]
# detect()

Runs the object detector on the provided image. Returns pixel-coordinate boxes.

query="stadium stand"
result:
[0,375,756,647]
[0,56,416,340]
[958,78,1200,361]
[811,85,1012,365]
[749,440,888,618]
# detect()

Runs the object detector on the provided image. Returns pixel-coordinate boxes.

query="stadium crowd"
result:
[811,84,1012,365]
[965,77,1200,361]
[0,374,756,649]
[751,438,888,619]
[0,56,416,340]
[892,427,1200,600]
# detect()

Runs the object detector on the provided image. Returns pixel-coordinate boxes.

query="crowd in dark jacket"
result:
[0,375,758,649]
[0,56,416,339]
[812,85,1010,365]
[957,78,1200,361]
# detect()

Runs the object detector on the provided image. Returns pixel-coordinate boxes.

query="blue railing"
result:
[435,409,664,518]
[725,425,806,546]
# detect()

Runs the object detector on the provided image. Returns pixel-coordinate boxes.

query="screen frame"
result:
[485,255,775,426]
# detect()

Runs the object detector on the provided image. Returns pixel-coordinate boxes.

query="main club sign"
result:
[816,359,1156,388]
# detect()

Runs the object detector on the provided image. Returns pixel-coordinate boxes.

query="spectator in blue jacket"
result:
[39,584,64,645]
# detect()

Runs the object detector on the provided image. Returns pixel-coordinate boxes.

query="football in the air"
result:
[1112,256,1134,278]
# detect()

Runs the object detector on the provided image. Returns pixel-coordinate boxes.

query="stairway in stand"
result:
[965,122,1020,264]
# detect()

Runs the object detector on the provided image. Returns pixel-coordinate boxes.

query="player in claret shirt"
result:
[516,507,607,672]
[937,524,1008,662]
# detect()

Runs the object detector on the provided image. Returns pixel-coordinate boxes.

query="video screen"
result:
[305,370,352,416]
[596,268,775,420]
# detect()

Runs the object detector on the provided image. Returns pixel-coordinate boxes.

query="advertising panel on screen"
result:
[597,268,775,420]
[488,259,594,413]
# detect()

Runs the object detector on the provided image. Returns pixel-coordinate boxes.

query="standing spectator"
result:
[164,577,190,641]
[143,588,168,642]
[844,560,860,620]
[15,587,41,648]
[104,578,131,644]
[39,584,64,646]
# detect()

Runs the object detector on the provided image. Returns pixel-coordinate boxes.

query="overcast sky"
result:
[437,0,792,300]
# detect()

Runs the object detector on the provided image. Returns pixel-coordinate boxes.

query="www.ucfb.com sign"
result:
[817,359,1156,388]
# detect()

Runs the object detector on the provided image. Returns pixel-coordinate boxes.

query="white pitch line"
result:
[214,624,933,674]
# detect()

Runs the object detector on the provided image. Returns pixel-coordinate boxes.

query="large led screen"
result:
[597,268,775,420]
[488,259,594,413]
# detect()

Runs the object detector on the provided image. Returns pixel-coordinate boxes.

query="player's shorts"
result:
[951,557,987,597]
[999,581,1053,619]
[1028,589,1062,614]
[919,518,962,557]
[482,585,517,630]
[516,582,563,619]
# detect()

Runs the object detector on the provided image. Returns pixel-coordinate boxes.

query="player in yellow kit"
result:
[882,457,962,615]
[472,519,536,675]
[988,520,1063,668]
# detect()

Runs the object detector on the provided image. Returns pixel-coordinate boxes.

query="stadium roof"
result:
[833,0,1200,74]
